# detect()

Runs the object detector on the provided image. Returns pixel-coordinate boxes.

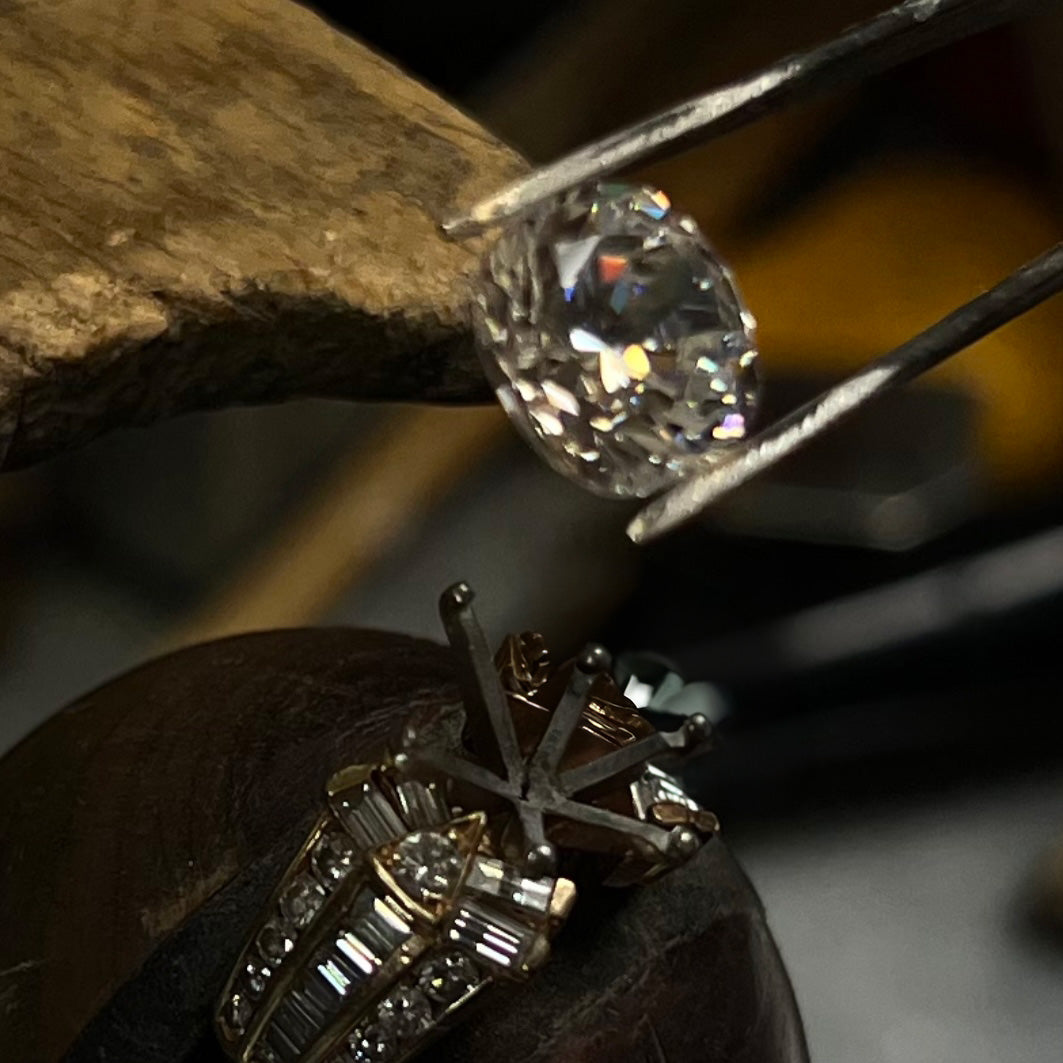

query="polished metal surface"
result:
[629,244,1063,542]
[443,0,1042,237]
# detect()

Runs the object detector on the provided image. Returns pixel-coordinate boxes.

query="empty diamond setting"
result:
[474,181,759,498]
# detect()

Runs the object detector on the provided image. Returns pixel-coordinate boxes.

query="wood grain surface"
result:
[0,0,520,471]
[0,629,807,1063]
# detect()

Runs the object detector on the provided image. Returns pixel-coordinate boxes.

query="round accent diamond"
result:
[279,873,326,929]
[256,919,294,966]
[388,831,464,901]
[416,951,480,1006]
[243,958,271,999]
[227,992,252,1036]
[310,830,357,886]
[474,181,759,498]
[378,986,432,1039]
[348,1022,396,1062]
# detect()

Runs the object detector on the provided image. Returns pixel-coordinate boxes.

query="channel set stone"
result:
[377,986,432,1039]
[416,951,480,1006]
[257,919,295,966]
[348,1021,396,1062]
[311,830,358,886]
[474,181,759,498]
[279,873,326,929]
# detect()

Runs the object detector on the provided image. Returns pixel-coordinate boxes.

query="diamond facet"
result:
[416,951,480,1006]
[244,958,271,999]
[446,899,537,970]
[311,831,357,886]
[334,781,406,849]
[474,181,758,498]
[465,855,554,915]
[257,919,295,966]
[348,1021,396,1062]
[377,986,432,1039]
[387,831,464,902]
[279,873,326,929]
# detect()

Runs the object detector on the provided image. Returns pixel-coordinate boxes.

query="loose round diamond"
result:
[378,986,432,1039]
[416,951,480,1006]
[388,831,464,901]
[279,873,326,929]
[474,181,759,498]
[348,1021,396,1062]
[256,919,294,967]
[310,830,357,886]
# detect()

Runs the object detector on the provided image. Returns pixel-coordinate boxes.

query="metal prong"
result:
[443,0,1038,237]
[577,643,612,674]
[438,582,525,785]
[559,717,712,797]
[663,826,702,864]
[546,795,677,861]
[402,746,519,803]
[629,243,1063,543]
[523,838,558,880]
[527,644,608,780]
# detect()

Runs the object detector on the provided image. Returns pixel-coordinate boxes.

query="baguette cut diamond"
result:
[465,855,553,915]
[446,899,537,970]
[474,181,758,498]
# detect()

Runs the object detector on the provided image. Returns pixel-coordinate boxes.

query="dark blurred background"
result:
[2,1,1063,1059]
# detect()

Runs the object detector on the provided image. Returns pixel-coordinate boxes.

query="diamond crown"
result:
[474,181,759,498]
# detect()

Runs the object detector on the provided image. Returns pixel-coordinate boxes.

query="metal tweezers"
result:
[443,0,1063,544]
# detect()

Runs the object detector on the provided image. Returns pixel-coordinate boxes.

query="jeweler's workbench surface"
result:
[0,0,518,471]
[0,629,808,1063]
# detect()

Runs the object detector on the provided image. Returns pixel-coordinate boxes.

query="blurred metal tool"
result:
[674,519,1063,691]
[629,244,1063,542]
[443,0,1042,236]
[700,376,979,551]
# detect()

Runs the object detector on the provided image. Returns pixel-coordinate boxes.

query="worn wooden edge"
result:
[0,0,523,470]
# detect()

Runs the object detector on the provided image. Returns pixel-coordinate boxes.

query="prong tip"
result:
[524,842,558,879]
[440,582,474,611]
[681,713,712,746]
[666,826,701,861]
[577,644,612,674]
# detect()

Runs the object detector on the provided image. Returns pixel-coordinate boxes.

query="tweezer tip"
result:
[440,214,476,238]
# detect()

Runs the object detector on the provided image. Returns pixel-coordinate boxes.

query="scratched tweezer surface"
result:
[444,0,1042,235]
[445,0,1061,542]
[629,243,1063,542]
